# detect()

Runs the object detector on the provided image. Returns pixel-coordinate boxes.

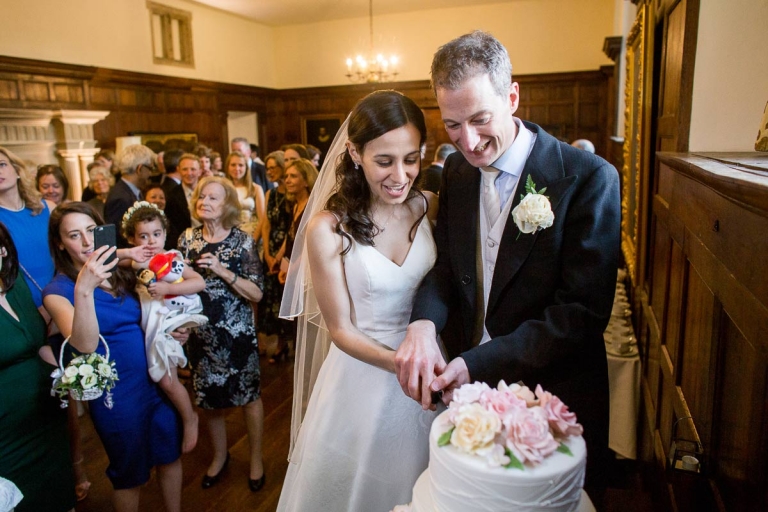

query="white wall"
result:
[274,0,617,89]
[689,0,768,151]
[0,0,615,90]
[0,0,278,88]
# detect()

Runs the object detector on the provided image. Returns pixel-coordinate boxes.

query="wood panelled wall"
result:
[0,56,613,164]
[639,153,768,512]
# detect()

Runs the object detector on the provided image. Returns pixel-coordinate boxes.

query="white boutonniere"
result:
[511,176,554,238]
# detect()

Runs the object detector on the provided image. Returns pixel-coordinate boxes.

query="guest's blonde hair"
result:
[190,176,241,229]
[0,146,44,214]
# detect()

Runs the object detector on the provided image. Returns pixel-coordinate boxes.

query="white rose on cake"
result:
[450,403,502,456]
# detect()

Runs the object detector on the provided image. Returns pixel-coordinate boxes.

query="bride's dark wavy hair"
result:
[326,90,427,252]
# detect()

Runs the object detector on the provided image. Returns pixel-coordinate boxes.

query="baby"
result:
[121,201,207,453]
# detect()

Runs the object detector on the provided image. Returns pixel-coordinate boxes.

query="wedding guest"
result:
[36,164,69,205]
[105,144,156,247]
[0,222,76,512]
[211,151,223,174]
[273,159,317,362]
[143,183,167,211]
[305,144,321,169]
[43,202,183,512]
[259,151,292,358]
[571,139,596,153]
[0,148,91,501]
[86,164,114,217]
[95,149,117,179]
[0,147,56,309]
[180,177,266,492]
[282,144,309,167]
[231,137,272,193]
[418,143,456,194]
[224,151,265,245]
[277,90,438,511]
[197,146,214,178]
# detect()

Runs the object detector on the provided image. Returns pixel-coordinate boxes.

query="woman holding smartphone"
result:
[43,202,184,512]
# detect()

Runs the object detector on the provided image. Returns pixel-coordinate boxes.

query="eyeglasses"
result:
[266,166,282,172]
[139,163,159,174]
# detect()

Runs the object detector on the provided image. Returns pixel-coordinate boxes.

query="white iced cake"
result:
[394,381,592,512]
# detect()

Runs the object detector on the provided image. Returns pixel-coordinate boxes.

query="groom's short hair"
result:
[430,30,512,98]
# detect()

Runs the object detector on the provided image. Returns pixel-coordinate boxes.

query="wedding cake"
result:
[394,381,591,512]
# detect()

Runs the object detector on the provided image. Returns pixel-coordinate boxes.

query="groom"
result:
[395,31,620,496]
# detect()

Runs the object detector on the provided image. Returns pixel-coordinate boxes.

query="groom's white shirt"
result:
[478,119,536,344]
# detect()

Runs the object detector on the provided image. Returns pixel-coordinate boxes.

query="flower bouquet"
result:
[51,335,118,409]
[437,381,582,470]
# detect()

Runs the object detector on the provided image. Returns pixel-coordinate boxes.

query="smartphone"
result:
[93,224,117,265]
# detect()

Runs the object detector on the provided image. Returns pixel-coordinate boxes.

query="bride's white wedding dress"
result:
[277,216,439,512]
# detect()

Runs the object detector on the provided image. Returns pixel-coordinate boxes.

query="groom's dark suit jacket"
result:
[411,122,620,487]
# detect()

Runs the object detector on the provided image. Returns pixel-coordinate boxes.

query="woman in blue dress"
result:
[43,202,183,512]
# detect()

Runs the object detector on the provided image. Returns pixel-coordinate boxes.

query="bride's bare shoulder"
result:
[307,211,344,253]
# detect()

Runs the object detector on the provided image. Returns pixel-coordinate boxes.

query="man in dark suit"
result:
[161,149,186,249]
[419,143,456,193]
[105,144,155,247]
[395,31,620,500]
[231,137,273,192]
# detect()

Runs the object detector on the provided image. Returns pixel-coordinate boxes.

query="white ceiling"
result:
[188,0,517,27]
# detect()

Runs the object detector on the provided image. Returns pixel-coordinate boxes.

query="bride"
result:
[277,90,440,511]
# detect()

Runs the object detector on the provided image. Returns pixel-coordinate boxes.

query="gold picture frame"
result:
[621,4,651,285]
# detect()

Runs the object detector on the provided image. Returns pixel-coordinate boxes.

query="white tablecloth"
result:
[606,349,641,459]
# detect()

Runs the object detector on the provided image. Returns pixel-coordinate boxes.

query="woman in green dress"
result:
[0,221,75,512]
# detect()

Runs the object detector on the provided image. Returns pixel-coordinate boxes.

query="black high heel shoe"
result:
[248,473,266,492]
[201,453,230,489]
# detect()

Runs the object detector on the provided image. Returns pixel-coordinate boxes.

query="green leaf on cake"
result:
[557,443,573,456]
[504,448,525,470]
[437,427,454,447]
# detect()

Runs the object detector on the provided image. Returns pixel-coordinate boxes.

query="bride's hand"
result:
[76,245,118,292]
[395,320,446,410]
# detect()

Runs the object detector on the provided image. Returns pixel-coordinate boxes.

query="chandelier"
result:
[345,0,399,83]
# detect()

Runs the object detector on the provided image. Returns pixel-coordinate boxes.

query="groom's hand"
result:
[431,357,470,405]
[395,320,446,410]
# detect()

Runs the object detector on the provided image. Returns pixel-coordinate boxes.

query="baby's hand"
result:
[147,281,170,299]
[128,245,155,263]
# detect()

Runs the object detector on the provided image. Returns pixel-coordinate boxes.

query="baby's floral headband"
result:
[121,200,165,232]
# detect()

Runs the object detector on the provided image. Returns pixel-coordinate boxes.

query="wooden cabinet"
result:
[637,152,768,511]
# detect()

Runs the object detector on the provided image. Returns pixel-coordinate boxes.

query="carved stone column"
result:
[51,110,110,200]
[0,108,110,201]
[0,108,57,166]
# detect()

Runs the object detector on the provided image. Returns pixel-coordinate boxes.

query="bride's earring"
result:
[354,162,359,170]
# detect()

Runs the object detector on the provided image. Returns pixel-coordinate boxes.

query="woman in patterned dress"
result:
[258,151,293,359]
[179,176,267,492]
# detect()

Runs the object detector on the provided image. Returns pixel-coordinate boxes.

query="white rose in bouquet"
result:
[78,364,94,377]
[64,366,80,379]
[81,374,99,389]
[98,363,113,378]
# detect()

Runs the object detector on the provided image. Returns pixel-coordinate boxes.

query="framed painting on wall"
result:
[301,115,345,166]
[128,132,199,153]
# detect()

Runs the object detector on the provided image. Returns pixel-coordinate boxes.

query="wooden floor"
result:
[73,357,656,512]
[75,358,294,512]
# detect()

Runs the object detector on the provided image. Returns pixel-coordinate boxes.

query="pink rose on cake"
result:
[503,406,559,465]
[438,380,583,470]
[536,384,584,438]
